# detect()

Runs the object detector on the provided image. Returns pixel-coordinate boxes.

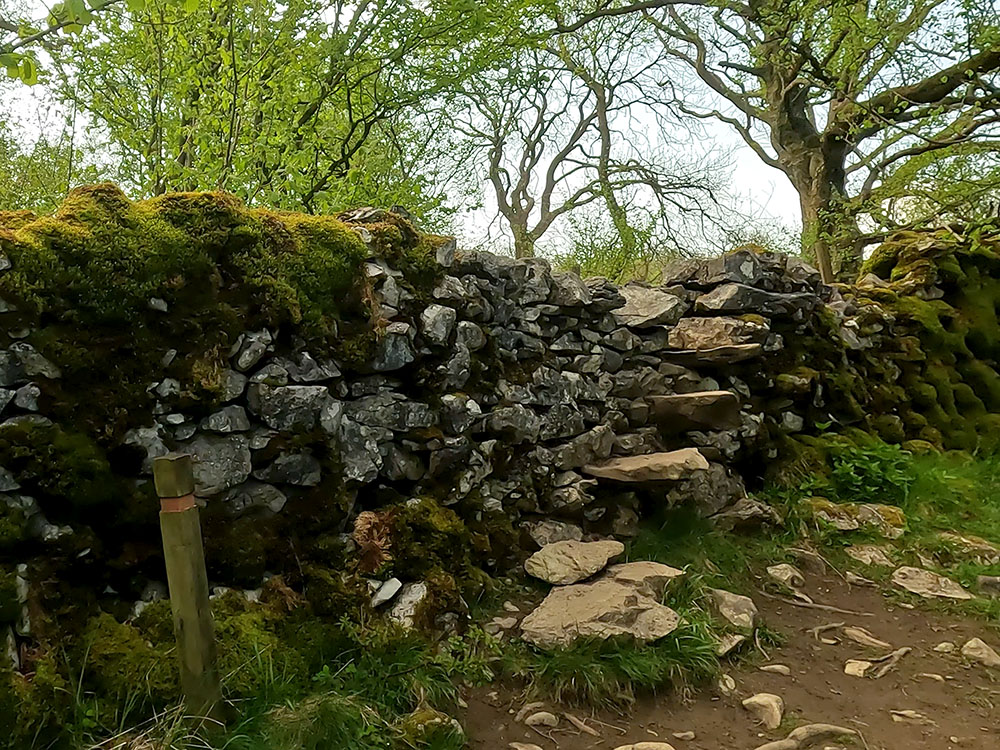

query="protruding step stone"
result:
[667,316,769,349]
[583,448,709,483]
[649,391,740,432]
[660,343,763,365]
[524,539,624,585]
[520,578,680,648]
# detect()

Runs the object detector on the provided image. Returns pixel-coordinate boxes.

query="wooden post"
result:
[154,453,224,725]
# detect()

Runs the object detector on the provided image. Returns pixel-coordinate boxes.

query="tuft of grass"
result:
[627,505,796,592]
[499,623,719,707]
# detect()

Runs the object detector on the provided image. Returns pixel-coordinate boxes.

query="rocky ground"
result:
[461,555,1000,750]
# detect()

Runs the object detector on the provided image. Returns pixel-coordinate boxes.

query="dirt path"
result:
[462,574,1000,750]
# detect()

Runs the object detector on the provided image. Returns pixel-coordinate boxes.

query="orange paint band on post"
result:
[160,493,196,513]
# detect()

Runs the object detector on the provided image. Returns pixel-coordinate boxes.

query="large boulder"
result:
[523,540,625,585]
[583,448,709,482]
[520,578,680,648]
[649,391,741,432]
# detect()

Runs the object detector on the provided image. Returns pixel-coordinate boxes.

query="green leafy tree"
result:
[0,0,174,85]
[47,0,486,220]
[556,0,1000,280]
[0,105,101,211]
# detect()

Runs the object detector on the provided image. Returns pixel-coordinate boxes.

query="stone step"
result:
[648,391,741,432]
[660,343,762,365]
[582,447,709,482]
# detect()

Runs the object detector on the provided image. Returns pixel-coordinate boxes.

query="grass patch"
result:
[499,622,718,707]
[627,505,797,591]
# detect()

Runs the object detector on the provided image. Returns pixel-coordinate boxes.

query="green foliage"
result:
[46,0,485,223]
[0,122,102,212]
[552,203,677,283]
[826,442,916,506]
[0,422,122,522]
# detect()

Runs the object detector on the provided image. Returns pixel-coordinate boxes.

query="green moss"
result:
[0,185,367,330]
[395,707,464,750]
[0,651,71,748]
[79,611,178,706]
[0,503,28,552]
[0,566,18,623]
[391,499,472,579]
[871,414,906,444]
[0,422,126,524]
[303,565,370,620]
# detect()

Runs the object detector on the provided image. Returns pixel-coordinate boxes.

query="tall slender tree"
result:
[452,15,724,258]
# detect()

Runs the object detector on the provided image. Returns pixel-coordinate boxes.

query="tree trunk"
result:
[781,141,858,284]
[797,181,836,284]
[512,222,534,258]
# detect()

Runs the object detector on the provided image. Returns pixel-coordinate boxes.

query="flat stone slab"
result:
[649,391,741,432]
[583,448,709,483]
[694,283,816,317]
[660,344,763,365]
[613,284,688,328]
[524,539,625,585]
[602,561,685,597]
[520,578,681,649]
[891,566,973,600]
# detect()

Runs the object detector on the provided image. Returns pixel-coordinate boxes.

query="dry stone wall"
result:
[1,190,998,650]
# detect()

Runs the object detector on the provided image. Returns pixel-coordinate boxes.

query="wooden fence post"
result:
[153,452,225,725]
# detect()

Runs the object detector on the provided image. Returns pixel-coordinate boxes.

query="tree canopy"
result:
[638,0,1000,279]
[0,0,996,274]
